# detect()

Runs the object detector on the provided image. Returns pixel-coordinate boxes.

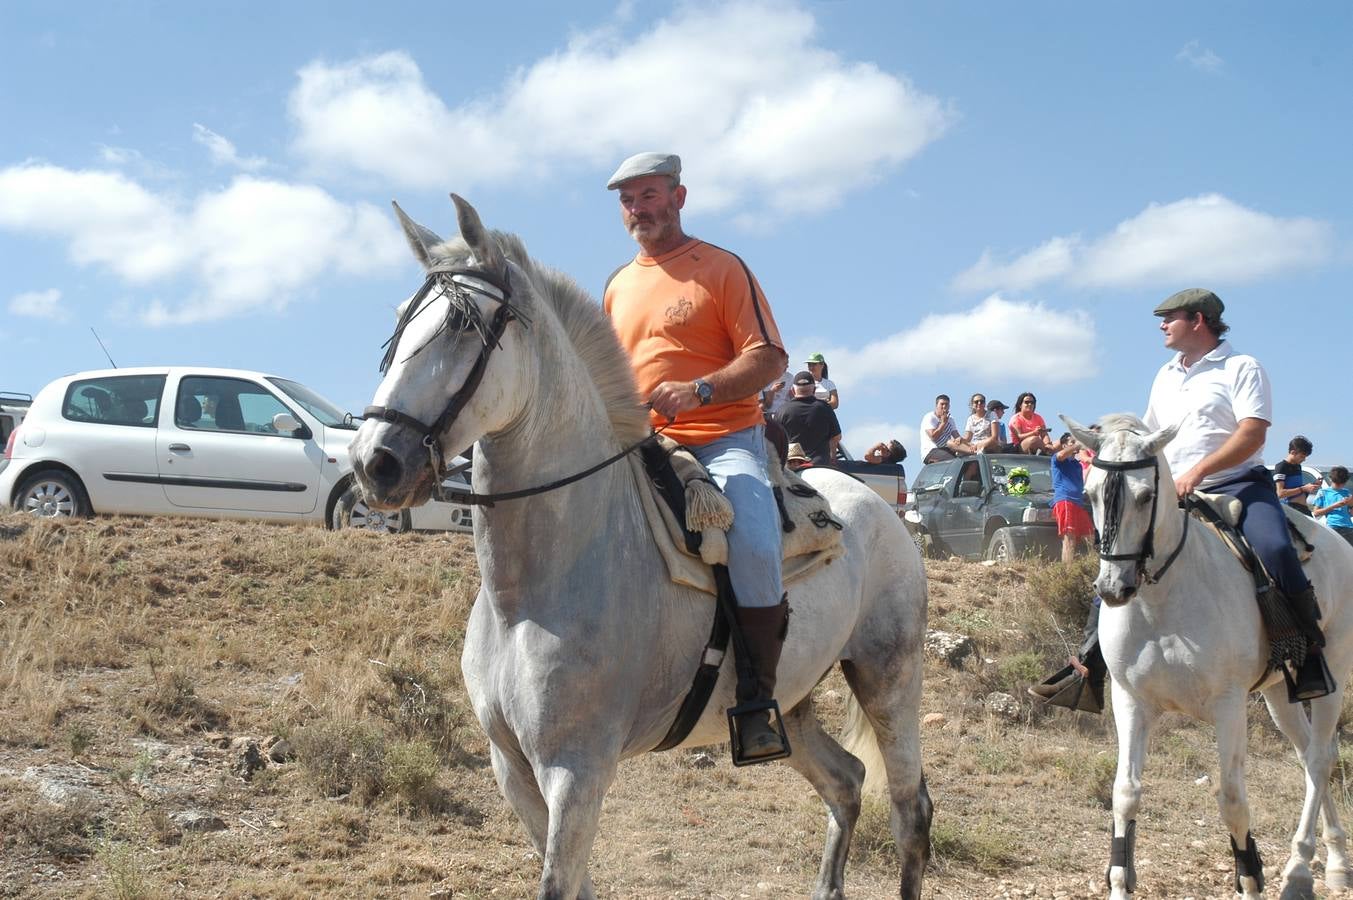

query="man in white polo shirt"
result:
[1144,288,1330,701]
[1032,288,1331,712]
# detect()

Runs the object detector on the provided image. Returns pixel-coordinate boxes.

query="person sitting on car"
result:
[963,394,1004,453]
[920,394,976,464]
[1007,392,1058,455]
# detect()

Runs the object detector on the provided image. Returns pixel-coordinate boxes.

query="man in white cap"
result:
[603,151,792,763]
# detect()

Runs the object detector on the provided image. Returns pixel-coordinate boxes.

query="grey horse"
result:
[350,195,931,899]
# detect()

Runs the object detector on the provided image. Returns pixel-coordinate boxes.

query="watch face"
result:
[696,380,713,403]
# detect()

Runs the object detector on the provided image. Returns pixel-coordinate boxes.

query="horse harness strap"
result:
[1092,456,1189,584]
[363,264,666,506]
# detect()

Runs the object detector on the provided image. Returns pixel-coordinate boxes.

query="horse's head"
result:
[1064,414,1181,605]
[351,195,534,510]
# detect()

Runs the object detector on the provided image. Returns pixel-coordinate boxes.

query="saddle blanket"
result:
[629,437,845,596]
[1192,491,1317,564]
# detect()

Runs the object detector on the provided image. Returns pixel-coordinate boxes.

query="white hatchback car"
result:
[0,367,472,534]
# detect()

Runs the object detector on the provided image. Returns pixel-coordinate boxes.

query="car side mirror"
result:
[272,412,303,435]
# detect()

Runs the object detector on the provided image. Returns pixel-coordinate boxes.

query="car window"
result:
[988,455,1053,494]
[62,375,166,427]
[267,377,353,429]
[911,461,953,494]
[177,376,299,435]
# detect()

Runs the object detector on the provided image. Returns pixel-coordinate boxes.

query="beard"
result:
[626,202,679,245]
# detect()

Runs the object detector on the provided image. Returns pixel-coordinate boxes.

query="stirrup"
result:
[1284,653,1335,703]
[727,699,791,766]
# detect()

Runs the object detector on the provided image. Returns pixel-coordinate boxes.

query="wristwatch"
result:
[693,378,714,406]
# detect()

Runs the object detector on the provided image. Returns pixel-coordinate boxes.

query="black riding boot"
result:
[1029,638,1107,713]
[1285,586,1335,703]
[733,599,790,762]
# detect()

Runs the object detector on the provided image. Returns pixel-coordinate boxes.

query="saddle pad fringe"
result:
[633,438,845,596]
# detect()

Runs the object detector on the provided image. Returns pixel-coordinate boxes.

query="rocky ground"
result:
[2,513,1352,898]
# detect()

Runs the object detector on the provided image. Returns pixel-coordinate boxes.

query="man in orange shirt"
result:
[603,152,791,762]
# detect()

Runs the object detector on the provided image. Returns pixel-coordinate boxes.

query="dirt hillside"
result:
[1,513,1349,899]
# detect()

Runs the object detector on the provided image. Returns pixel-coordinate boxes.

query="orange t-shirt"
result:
[604,239,783,446]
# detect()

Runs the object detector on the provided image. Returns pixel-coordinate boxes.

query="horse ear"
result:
[391,201,444,269]
[1144,421,1181,457]
[1060,414,1101,451]
[450,193,507,281]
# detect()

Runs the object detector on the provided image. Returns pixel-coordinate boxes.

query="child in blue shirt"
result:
[1312,465,1353,546]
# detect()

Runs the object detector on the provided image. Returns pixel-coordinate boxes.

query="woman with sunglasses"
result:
[962,394,1002,453]
[1007,391,1058,455]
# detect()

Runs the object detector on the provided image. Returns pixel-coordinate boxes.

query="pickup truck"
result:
[835,444,907,515]
[901,453,1060,561]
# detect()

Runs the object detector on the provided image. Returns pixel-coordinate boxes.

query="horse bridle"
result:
[361,263,658,507]
[1093,454,1189,585]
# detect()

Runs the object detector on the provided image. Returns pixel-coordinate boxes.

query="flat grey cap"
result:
[606,152,681,190]
[1153,288,1224,317]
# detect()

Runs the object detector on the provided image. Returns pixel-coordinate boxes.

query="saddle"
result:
[1190,492,1320,672]
[630,434,846,596]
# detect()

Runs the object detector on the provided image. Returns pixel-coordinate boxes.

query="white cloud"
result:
[1177,40,1223,73]
[192,124,267,171]
[8,288,68,322]
[952,236,1077,293]
[824,295,1097,386]
[953,195,1334,293]
[288,2,952,221]
[0,163,406,324]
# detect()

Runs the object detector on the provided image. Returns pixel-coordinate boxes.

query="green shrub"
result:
[1025,556,1097,624]
[995,651,1045,694]
[382,739,442,812]
[293,718,387,803]
[1054,749,1116,809]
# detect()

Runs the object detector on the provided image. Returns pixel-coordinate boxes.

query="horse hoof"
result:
[1278,873,1316,900]
[1326,867,1351,891]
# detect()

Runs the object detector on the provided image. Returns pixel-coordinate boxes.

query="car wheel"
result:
[16,469,91,518]
[984,528,1017,563]
[332,484,411,534]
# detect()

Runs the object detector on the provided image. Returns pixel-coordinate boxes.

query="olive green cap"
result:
[1153,288,1224,317]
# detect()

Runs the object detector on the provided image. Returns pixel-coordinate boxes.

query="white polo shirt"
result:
[1143,340,1272,488]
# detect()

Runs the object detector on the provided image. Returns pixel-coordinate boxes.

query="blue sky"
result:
[3,2,1350,466]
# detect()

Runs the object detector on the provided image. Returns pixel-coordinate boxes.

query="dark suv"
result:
[901,454,1060,561]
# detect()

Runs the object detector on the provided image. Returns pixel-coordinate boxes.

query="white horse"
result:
[1065,414,1353,900]
[350,195,932,899]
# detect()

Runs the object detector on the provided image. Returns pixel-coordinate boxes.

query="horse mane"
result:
[430,231,651,447]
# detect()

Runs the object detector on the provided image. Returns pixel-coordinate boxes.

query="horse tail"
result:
[841,693,889,796]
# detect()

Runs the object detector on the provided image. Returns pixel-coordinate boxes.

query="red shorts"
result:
[1054,500,1094,538]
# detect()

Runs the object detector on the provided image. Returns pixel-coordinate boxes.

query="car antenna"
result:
[90,328,117,368]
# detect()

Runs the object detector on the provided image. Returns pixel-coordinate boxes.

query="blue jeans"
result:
[690,425,784,608]
[1209,465,1311,597]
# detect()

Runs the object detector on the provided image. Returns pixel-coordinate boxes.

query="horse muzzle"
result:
[350,423,437,510]
[1095,564,1143,606]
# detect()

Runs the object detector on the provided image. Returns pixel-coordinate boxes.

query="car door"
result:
[157,374,324,515]
[940,458,988,558]
[59,374,167,514]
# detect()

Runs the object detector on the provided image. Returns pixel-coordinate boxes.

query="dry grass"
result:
[0,513,1346,898]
